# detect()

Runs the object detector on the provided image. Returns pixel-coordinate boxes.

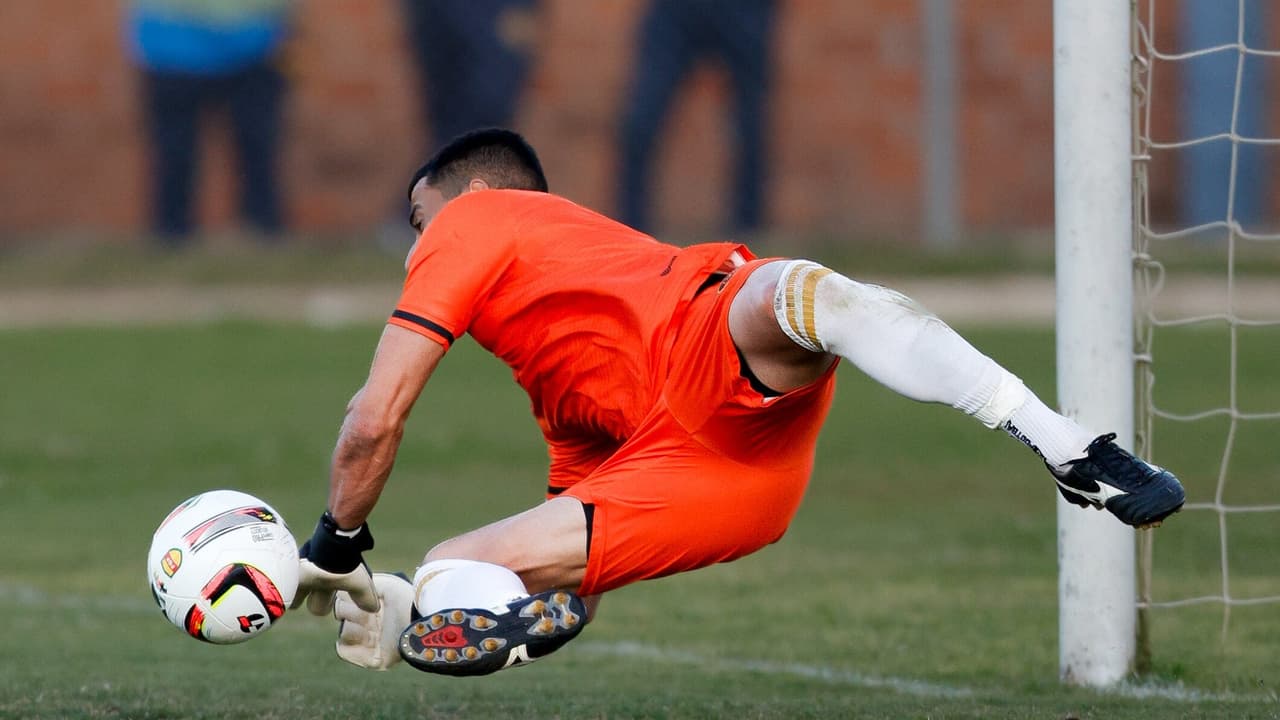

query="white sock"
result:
[774,260,1096,470]
[1002,393,1098,470]
[412,559,528,615]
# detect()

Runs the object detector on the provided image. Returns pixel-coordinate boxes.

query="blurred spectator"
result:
[402,0,539,149]
[127,0,294,245]
[617,0,777,236]
[379,0,538,252]
[1179,0,1268,232]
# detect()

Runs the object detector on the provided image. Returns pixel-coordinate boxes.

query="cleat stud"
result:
[481,638,502,652]
[473,616,491,629]
[564,613,579,627]
[444,649,459,662]
[430,614,445,628]
[534,618,555,634]
[528,600,547,614]
[414,623,426,633]
[450,610,466,623]
[464,646,479,660]
[553,592,569,605]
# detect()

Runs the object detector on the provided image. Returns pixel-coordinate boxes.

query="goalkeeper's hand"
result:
[334,572,415,670]
[292,511,380,616]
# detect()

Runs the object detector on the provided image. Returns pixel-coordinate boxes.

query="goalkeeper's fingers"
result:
[307,588,337,616]
[286,584,334,614]
[334,575,414,671]
[293,558,381,615]
[343,573,380,614]
[335,597,378,668]
[336,606,370,645]
[335,596,397,670]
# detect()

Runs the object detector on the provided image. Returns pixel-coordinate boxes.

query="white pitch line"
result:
[0,582,158,616]
[1110,680,1279,704]
[572,640,1277,704]
[574,640,974,698]
[2,583,1274,704]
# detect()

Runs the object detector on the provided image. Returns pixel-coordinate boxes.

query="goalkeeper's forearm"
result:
[327,409,405,529]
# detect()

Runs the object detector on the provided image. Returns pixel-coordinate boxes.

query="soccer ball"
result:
[147,490,299,644]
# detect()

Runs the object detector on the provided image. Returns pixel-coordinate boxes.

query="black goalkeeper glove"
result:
[292,512,380,616]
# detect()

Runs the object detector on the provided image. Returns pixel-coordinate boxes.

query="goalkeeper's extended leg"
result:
[730,259,1184,528]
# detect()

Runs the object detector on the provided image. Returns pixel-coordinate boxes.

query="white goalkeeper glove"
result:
[292,512,380,616]
[334,572,415,670]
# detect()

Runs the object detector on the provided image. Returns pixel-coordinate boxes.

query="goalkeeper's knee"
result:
[771,259,933,356]
[768,258,1027,428]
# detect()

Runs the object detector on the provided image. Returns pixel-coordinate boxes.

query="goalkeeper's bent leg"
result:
[412,559,530,613]
[399,559,586,676]
[770,259,1096,470]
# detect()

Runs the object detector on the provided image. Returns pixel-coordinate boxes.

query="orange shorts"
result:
[557,259,837,596]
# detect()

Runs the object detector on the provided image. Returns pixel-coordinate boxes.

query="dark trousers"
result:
[402,0,536,146]
[141,59,285,242]
[618,0,776,235]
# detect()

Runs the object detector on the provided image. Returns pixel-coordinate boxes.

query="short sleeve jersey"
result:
[388,190,743,445]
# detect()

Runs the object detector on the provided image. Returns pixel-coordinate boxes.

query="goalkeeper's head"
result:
[408,127,549,202]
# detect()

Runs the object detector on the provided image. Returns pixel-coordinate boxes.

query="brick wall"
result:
[0,1,1252,242]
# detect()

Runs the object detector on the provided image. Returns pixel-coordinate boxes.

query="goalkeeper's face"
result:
[408,179,448,236]
[406,177,493,269]
[405,179,449,270]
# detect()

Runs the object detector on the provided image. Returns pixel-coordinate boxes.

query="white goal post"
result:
[1053,0,1138,686]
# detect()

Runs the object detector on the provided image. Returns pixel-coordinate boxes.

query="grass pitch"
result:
[1,321,1277,719]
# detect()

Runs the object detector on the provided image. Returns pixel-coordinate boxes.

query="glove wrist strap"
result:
[303,511,374,574]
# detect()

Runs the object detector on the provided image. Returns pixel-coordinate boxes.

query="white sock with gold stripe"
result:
[772,260,1095,466]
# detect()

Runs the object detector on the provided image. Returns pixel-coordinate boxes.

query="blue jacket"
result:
[128,0,293,75]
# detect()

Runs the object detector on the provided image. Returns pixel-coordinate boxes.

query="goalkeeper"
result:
[292,128,1185,676]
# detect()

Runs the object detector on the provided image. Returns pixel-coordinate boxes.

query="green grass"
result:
[2,322,1279,719]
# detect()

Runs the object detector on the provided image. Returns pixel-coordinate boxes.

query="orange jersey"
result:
[388,190,745,447]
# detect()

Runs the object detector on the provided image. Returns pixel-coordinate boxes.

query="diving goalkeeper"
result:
[291,128,1185,676]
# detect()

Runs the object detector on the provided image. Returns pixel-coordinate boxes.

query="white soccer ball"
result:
[147,489,299,644]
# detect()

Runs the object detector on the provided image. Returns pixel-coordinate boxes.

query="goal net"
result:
[1132,0,1280,680]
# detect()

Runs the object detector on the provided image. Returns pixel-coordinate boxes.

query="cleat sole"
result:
[399,589,588,677]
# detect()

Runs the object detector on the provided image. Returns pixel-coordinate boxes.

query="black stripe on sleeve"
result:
[546,485,567,496]
[391,310,455,344]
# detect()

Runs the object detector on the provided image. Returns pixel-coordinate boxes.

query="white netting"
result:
[1132,0,1280,659]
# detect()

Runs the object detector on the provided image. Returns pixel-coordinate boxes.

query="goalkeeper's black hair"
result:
[407,128,549,200]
